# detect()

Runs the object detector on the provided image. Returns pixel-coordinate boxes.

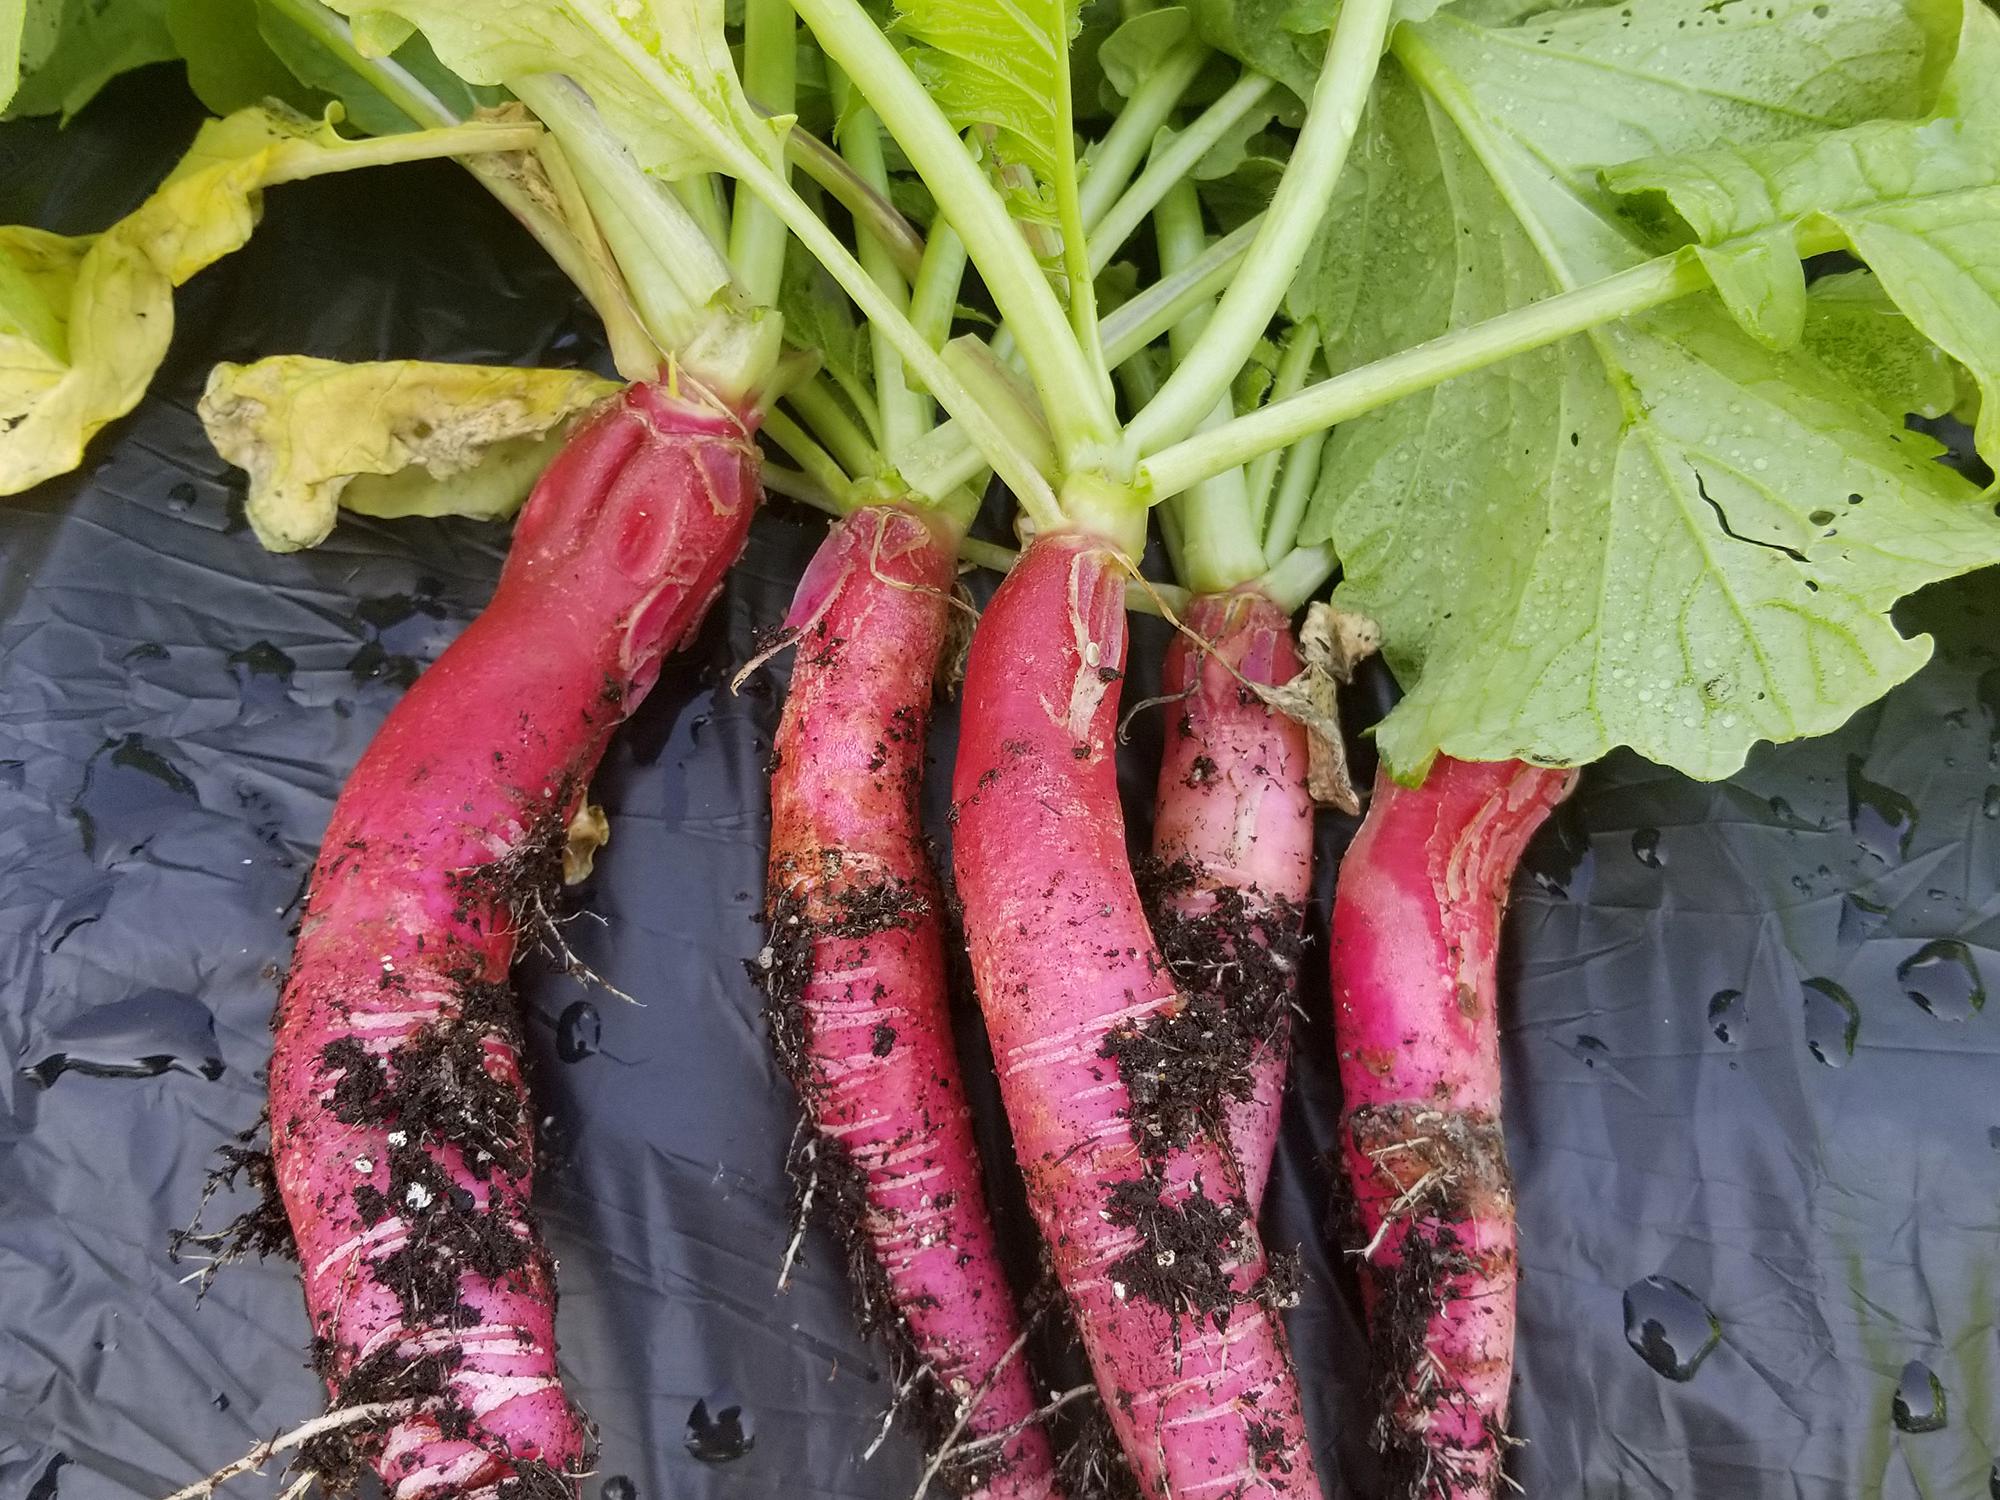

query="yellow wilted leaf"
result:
[200,355,619,551]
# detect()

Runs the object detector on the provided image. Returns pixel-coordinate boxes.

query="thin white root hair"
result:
[530,890,642,1007]
[778,1133,819,1293]
[862,1360,936,1462]
[943,1384,1094,1462]
[159,1401,423,1500]
[908,1325,1036,1500]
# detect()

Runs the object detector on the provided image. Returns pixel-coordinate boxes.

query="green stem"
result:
[764,406,855,502]
[779,122,926,281]
[513,75,777,398]
[1154,181,1264,595]
[1125,0,1394,457]
[835,93,926,457]
[1079,37,1208,230]
[1257,543,1336,612]
[789,375,880,478]
[907,224,968,353]
[738,155,1063,526]
[1103,216,1260,365]
[786,0,1118,462]
[1246,319,1318,534]
[1142,250,1710,500]
[1261,422,1326,564]
[672,175,732,254]
[892,218,1262,503]
[1088,71,1273,277]
[728,0,795,307]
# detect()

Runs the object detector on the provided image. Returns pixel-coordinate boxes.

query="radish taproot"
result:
[764,501,1060,1498]
[954,533,1319,1499]
[1329,757,1573,1499]
[1144,591,1313,1208]
[266,382,760,1498]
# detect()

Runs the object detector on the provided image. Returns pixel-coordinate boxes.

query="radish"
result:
[765,502,1061,1498]
[1142,591,1312,1208]
[1125,186,1324,1210]
[954,533,1319,1499]
[1329,758,1572,1499]
[162,0,2000,1492]
[754,75,1062,1489]
[269,381,762,1498]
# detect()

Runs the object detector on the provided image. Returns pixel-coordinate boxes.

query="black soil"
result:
[1103,857,1305,1161]
[1347,1103,1515,1500]
[1103,1172,1249,1331]
[758,870,1019,1493]
[284,804,586,1495]
[169,1120,296,1274]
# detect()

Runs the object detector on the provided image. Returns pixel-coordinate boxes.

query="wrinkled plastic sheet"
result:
[4,68,2000,1500]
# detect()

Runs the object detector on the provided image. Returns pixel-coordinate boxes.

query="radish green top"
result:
[5,0,2000,786]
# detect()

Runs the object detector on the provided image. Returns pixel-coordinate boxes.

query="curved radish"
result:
[1146,590,1312,1206]
[1329,756,1574,1500]
[952,531,1322,1500]
[268,383,760,1500]
[764,502,1061,1499]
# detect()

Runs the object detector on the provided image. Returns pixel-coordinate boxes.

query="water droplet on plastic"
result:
[556,1000,601,1062]
[20,989,224,1087]
[1989,1460,2000,1499]
[1631,828,1664,867]
[70,734,200,860]
[1622,1276,1720,1381]
[599,1477,636,1500]
[1984,785,2000,819]
[211,1392,230,1412]
[228,641,297,714]
[1896,940,1984,1020]
[1837,893,1889,952]
[166,482,197,514]
[1802,977,1860,1067]
[1892,1360,1947,1433]
[26,1455,67,1500]
[685,1391,755,1463]
[1847,757,1917,864]
[1708,989,1744,1045]
[347,590,449,688]
[123,642,169,665]
[1523,800,1594,900]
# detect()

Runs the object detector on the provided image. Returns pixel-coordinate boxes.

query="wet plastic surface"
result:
[4,69,2000,1500]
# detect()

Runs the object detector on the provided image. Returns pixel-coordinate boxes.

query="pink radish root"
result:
[763,503,1062,1499]
[953,532,1324,1500]
[1147,590,1313,1207]
[1330,757,1574,1500]
[267,383,760,1500]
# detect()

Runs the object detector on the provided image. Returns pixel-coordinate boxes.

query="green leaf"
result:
[198,355,617,550]
[1186,0,1454,101]
[1602,2,2000,465]
[254,0,502,134]
[890,0,1083,268]
[1290,0,1994,781]
[322,0,788,182]
[0,1,31,113]
[777,239,872,420]
[167,0,323,114]
[9,0,176,120]
[0,104,539,496]
[1098,6,1190,101]
[1800,270,1961,422]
